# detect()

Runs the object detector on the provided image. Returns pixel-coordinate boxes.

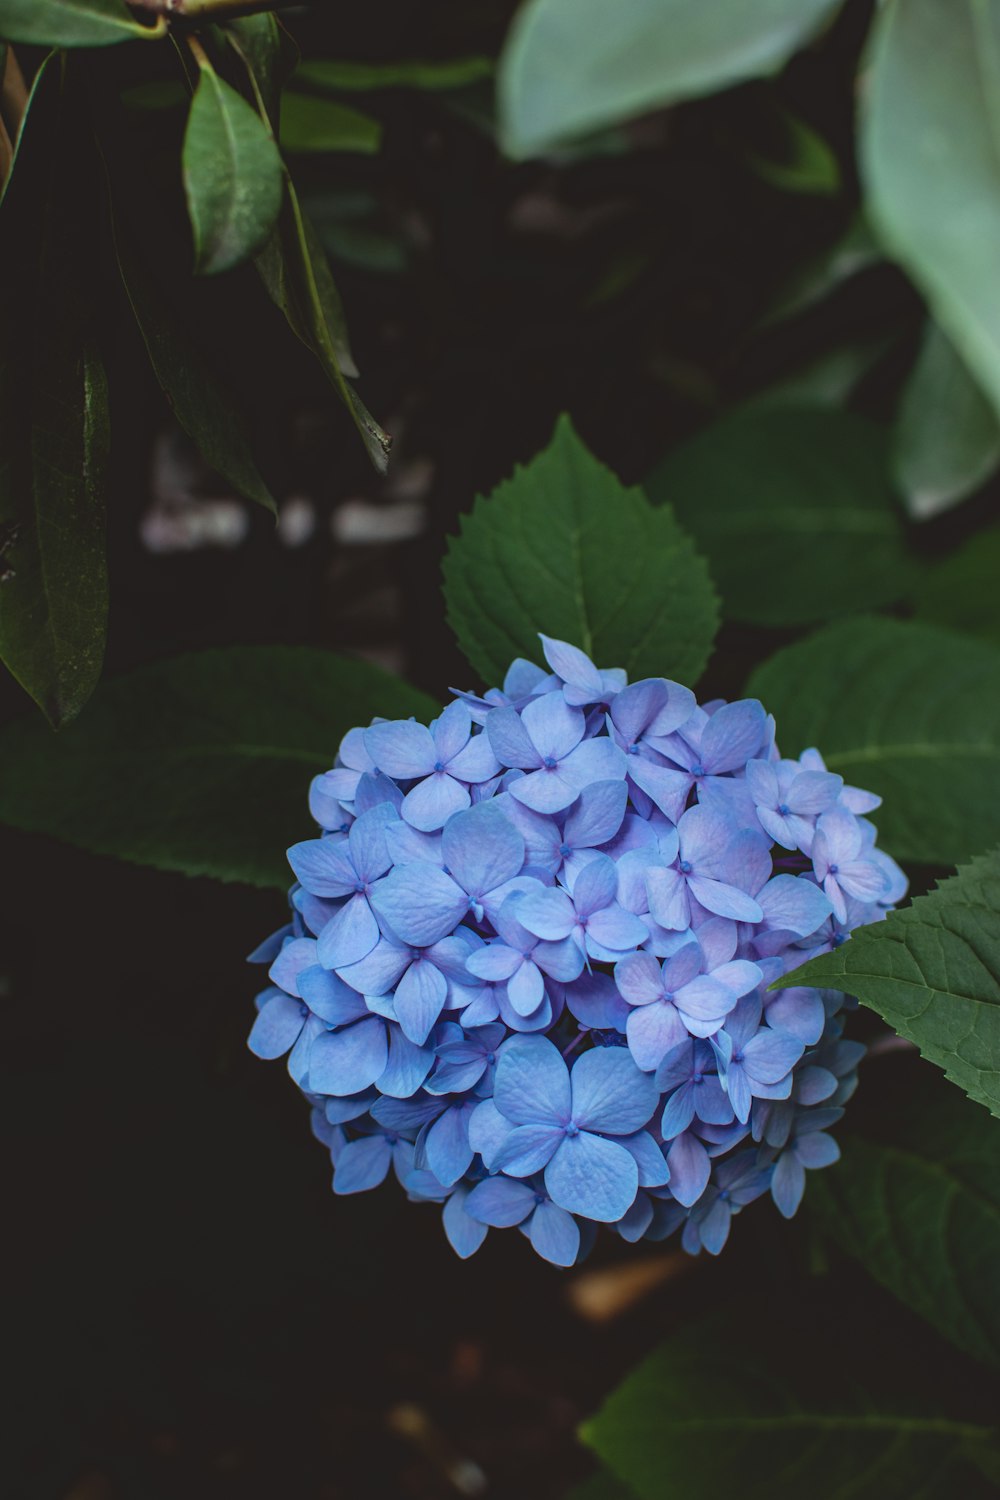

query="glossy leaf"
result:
[748,618,1000,865]
[111,215,276,514]
[295,57,493,92]
[0,54,109,727]
[443,416,719,688]
[892,322,1000,520]
[810,1079,1000,1367]
[281,93,382,154]
[182,54,283,276]
[582,1312,999,1500]
[915,526,1000,649]
[498,0,844,158]
[0,0,164,46]
[0,647,438,887]
[785,849,1000,1119]
[645,408,918,627]
[862,0,1000,419]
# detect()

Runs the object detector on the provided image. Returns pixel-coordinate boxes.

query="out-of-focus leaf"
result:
[442,416,719,689]
[0,647,438,887]
[893,322,1000,520]
[645,407,918,627]
[862,0,1000,420]
[182,52,283,276]
[785,849,1000,1119]
[0,0,164,46]
[915,526,1000,648]
[582,1311,1000,1500]
[747,617,1000,866]
[744,105,840,196]
[809,1077,1000,1367]
[295,56,493,92]
[747,336,896,410]
[224,12,284,130]
[497,0,844,158]
[568,1472,639,1500]
[111,215,276,514]
[759,215,882,328]
[281,92,382,154]
[0,54,109,728]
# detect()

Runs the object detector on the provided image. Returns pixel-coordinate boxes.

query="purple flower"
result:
[745,757,842,852]
[365,700,500,831]
[811,807,890,922]
[486,692,626,813]
[513,854,650,964]
[464,1175,582,1266]
[712,995,805,1123]
[288,805,397,970]
[642,803,771,929]
[615,944,761,1069]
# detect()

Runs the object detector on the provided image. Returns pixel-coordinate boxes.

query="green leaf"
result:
[892,322,1000,520]
[645,408,918,628]
[0,646,438,887]
[747,618,1000,866]
[280,92,381,156]
[182,54,283,276]
[224,13,284,131]
[915,526,1000,649]
[784,850,1000,1119]
[862,0,1000,421]
[442,416,719,689]
[0,54,109,728]
[758,214,882,329]
[110,213,276,514]
[294,56,494,92]
[582,1313,1000,1500]
[567,1473,639,1500]
[744,105,840,196]
[0,0,164,46]
[497,0,844,158]
[810,1079,1000,1368]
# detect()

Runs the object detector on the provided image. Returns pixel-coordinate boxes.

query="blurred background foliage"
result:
[1,1,999,1497]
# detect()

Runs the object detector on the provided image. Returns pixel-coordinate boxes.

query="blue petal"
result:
[700,699,766,773]
[771,1151,806,1218]
[796,1131,840,1168]
[316,893,380,969]
[660,1081,696,1139]
[347,803,398,883]
[616,1194,654,1243]
[401,771,470,832]
[364,718,436,778]
[287,838,356,898]
[370,862,468,947]
[493,1123,565,1176]
[336,937,410,996]
[468,1098,517,1169]
[564,972,630,1030]
[545,1133,639,1223]
[307,1016,388,1096]
[426,1103,475,1187]
[268,937,319,998]
[619,1130,670,1188]
[441,802,525,899]
[529,1200,581,1265]
[485,706,541,768]
[247,994,304,1059]
[378,1027,434,1097]
[564,779,628,849]
[569,1046,658,1135]
[393,958,448,1045]
[493,1035,571,1126]
[698,1196,732,1254]
[298,966,369,1026]
[442,1185,489,1258]
[666,1132,710,1207]
[464,1176,535,1227]
[334,1135,392,1195]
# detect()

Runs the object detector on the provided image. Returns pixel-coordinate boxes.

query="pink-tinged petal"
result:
[364,718,436,778]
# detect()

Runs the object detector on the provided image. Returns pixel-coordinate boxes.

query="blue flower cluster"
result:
[248,637,904,1266]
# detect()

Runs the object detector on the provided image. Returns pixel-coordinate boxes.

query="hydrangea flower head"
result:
[247,635,904,1266]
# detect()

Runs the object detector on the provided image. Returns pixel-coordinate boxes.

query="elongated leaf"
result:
[785,850,1000,1118]
[915,526,1000,648]
[0,0,163,46]
[281,93,381,154]
[582,1313,999,1500]
[0,647,438,887]
[111,215,276,514]
[810,1080,1000,1367]
[443,416,719,689]
[182,55,283,276]
[893,322,1000,520]
[224,13,284,130]
[498,0,844,158]
[645,408,918,627]
[296,57,493,92]
[862,0,1000,420]
[747,618,1000,865]
[0,54,109,728]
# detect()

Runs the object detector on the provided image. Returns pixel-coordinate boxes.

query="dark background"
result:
[4,2,994,1495]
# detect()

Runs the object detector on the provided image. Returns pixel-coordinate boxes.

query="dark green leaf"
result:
[784,849,1000,1119]
[810,1079,1000,1367]
[645,408,918,627]
[582,1312,999,1500]
[0,0,163,46]
[747,618,1000,865]
[744,106,840,196]
[280,92,382,154]
[294,56,493,93]
[567,1472,639,1500]
[0,54,109,727]
[497,0,844,158]
[182,54,283,276]
[758,215,882,329]
[915,526,1000,649]
[443,416,719,688]
[224,13,284,131]
[862,0,1000,419]
[892,322,1000,520]
[111,214,276,514]
[0,647,438,887]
